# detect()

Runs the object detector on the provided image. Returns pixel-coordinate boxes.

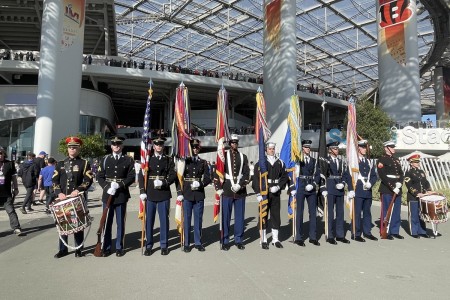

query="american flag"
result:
[138,80,153,220]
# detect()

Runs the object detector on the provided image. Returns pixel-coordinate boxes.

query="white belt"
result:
[268,179,279,183]
[386,175,400,179]
[225,174,243,181]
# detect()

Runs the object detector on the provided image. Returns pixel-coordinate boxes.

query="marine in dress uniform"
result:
[323,141,352,245]
[351,140,378,242]
[138,137,176,256]
[52,137,93,258]
[176,139,211,252]
[291,140,321,247]
[404,154,430,238]
[377,140,404,240]
[214,134,250,250]
[252,142,288,249]
[96,136,136,257]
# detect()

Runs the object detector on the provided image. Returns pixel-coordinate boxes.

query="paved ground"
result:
[1,183,449,299]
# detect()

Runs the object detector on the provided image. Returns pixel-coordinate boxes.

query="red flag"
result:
[213,87,230,222]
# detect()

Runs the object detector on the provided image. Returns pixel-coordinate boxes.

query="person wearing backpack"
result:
[19,152,38,214]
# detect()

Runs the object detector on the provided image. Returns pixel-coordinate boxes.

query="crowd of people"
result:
[0,132,439,258]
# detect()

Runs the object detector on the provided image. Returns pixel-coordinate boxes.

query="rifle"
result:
[380,193,397,239]
[94,195,114,257]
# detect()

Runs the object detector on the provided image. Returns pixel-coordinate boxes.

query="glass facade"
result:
[0,116,111,162]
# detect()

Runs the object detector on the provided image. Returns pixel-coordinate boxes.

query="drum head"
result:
[421,195,445,202]
[52,196,79,207]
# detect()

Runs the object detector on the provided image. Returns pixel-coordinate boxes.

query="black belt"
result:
[106,178,124,182]
[148,176,163,179]
[329,175,342,179]
[299,175,312,179]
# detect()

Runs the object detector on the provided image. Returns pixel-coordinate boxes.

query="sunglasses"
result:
[230,141,238,144]
[112,142,123,146]
[193,146,201,149]
[154,143,164,146]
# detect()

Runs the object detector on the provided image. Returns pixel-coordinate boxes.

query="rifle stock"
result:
[380,193,397,239]
[94,194,114,257]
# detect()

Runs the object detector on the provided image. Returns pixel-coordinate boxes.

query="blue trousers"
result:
[145,199,170,249]
[183,200,204,246]
[381,193,402,235]
[222,196,245,244]
[295,193,317,241]
[59,231,84,251]
[408,201,427,235]
[353,197,373,237]
[102,202,127,251]
[327,194,345,239]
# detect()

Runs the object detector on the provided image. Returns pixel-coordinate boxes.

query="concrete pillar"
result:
[263,0,296,147]
[377,0,421,123]
[434,67,450,126]
[34,0,86,158]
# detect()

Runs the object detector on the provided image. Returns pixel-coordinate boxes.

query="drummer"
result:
[52,137,93,258]
[404,154,431,238]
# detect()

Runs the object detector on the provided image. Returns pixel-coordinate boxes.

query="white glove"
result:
[348,190,355,199]
[231,184,241,193]
[322,191,328,197]
[395,182,402,189]
[270,186,280,193]
[154,179,163,187]
[177,195,184,202]
[256,195,263,202]
[139,194,147,201]
[335,183,344,190]
[192,181,201,188]
[216,189,224,196]
[290,190,297,197]
[110,182,119,189]
[393,187,400,195]
[305,184,314,192]
[107,187,116,195]
[364,182,372,190]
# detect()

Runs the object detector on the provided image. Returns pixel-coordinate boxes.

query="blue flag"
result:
[280,125,296,218]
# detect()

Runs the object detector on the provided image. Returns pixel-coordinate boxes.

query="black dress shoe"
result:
[75,250,84,257]
[261,242,269,250]
[161,248,169,255]
[273,241,283,248]
[309,239,320,246]
[116,249,125,257]
[143,249,152,256]
[411,235,420,239]
[54,250,68,259]
[182,246,191,253]
[354,236,366,242]
[336,237,350,244]
[392,234,404,239]
[327,238,337,245]
[386,235,394,240]
[419,233,430,238]
[195,245,206,252]
[236,243,245,250]
[294,240,305,247]
[101,250,112,257]
[364,234,378,241]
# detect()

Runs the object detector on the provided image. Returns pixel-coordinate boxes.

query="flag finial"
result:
[257,86,262,93]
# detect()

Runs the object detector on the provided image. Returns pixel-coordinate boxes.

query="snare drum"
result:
[50,195,91,235]
[419,194,448,223]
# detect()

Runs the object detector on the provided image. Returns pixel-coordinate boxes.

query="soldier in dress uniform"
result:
[96,136,136,257]
[324,141,352,245]
[404,154,430,238]
[139,137,176,256]
[176,139,211,252]
[291,140,321,247]
[214,134,250,250]
[252,142,288,249]
[377,140,404,240]
[351,140,378,242]
[52,137,93,258]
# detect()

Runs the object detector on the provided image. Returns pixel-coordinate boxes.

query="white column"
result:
[34,0,86,158]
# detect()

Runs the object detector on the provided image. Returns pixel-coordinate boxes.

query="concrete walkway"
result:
[1,184,449,299]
